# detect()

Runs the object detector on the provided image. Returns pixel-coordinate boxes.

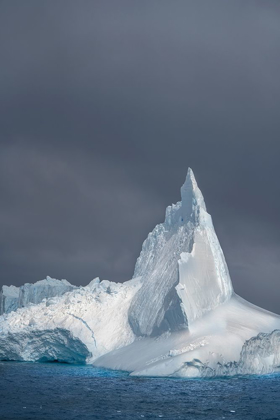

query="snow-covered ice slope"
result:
[95,295,280,377]
[0,168,279,377]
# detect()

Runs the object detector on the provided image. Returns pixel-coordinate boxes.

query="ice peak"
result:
[180,168,206,219]
[185,167,196,186]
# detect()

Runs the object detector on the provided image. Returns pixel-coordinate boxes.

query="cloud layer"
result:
[0,1,280,313]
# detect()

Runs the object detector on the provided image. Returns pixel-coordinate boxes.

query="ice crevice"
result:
[67,312,97,347]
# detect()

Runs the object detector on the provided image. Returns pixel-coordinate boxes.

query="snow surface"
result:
[0,168,279,377]
[95,295,280,377]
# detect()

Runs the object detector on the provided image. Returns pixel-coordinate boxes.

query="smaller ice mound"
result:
[172,329,280,378]
[237,330,280,375]
[0,278,141,363]
[0,285,20,315]
[84,277,101,291]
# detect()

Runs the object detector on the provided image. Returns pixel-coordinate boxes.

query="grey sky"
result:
[0,1,280,313]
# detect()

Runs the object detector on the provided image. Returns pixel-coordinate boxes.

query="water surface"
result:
[0,362,279,419]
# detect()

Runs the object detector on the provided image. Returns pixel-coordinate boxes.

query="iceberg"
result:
[0,168,279,377]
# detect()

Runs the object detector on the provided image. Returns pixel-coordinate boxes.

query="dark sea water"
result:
[0,362,279,420]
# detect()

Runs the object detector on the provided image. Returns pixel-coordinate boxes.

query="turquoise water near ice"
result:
[0,362,279,419]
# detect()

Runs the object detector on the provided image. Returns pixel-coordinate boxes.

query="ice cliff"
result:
[0,168,279,377]
[0,285,19,315]
[129,169,233,336]
[0,276,75,315]
[0,278,140,363]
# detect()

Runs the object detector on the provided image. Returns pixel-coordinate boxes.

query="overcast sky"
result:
[0,1,280,313]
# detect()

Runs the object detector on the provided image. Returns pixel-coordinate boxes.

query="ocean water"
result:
[0,362,279,420]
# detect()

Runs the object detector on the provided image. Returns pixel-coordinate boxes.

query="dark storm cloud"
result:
[0,1,280,313]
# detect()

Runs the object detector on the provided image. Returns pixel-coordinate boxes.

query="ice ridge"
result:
[128,168,233,336]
